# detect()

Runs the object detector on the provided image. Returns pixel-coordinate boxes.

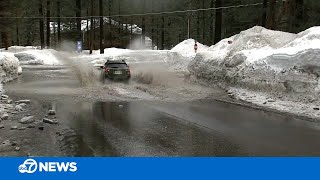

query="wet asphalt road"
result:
[5,66,320,156]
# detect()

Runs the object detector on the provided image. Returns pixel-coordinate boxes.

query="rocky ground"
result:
[0,94,86,156]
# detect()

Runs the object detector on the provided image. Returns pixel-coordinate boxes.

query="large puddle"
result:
[4,67,320,156]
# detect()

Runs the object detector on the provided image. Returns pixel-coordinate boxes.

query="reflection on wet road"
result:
[53,100,320,156]
[57,101,242,156]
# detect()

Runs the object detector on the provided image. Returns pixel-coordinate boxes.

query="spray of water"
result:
[53,41,100,87]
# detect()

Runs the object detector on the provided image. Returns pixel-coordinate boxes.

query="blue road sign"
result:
[77,41,82,53]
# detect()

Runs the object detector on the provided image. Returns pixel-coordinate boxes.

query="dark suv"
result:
[101,60,131,81]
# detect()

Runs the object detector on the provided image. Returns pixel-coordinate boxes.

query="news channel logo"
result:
[18,159,77,174]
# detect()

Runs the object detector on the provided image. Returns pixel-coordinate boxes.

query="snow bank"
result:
[189,26,320,93]
[0,52,19,83]
[15,49,63,66]
[171,39,209,57]
[188,26,320,119]
[166,39,209,72]
[4,46,38,53]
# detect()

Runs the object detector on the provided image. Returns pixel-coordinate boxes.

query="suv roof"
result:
[105,60,127,64]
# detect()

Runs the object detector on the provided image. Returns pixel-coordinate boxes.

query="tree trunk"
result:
[108,0,112,47]
[187,0,192,39]
[1,32,8,50]
[53,22,56,48]
[46,0,51,48]
[262,0,268,27]
[57,0,61,49]
[130,18,133,40]
[118,0,122,35]
[90,0,94,54]
[76,0,82,41]
[39,0,45,49]
[214,0,222,44]
[160,3,165,50]
[156,24,159,50]
[161,15,165,50]
[15,17,20,46]
[99,0,104,54]
[267,0,277,29]
[93,18,96,49]
[287,0,304,32]
[202,0,205,44]
[196,9,200,40]
[150,0,154,49]
[210,0,214,44]
[86,7,89,49]
[141,0,146,47]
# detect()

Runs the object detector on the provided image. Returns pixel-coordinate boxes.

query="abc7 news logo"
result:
[18,159,38,174]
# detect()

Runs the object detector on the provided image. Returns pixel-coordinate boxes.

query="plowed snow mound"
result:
[171,39,208,57]
[0,52,19,83]
[189,26,320,95]
[14,49,62,66]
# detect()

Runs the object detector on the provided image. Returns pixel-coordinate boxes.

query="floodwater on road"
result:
[5,66,320,156]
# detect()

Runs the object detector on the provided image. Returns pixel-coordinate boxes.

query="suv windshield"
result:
[107,63,128,68]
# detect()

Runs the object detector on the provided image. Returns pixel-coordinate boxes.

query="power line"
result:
[0,2,263,19]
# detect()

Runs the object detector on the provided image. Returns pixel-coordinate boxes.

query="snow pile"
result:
[166,39,209,72]
[0,52,19,83]
[164,51,191,72]
[3,46,38,53]
[15,49,63,66]
[188,26,320,93]
[171,39,209,57]
[188,26,320,119]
